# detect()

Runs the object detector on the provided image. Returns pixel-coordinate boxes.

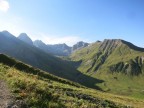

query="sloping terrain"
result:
[0,31,73,78]
[0,54,144,108]
[0,80,12,108]
[70,39,144,98]
[71,39,144,74]
[0,31,98,88]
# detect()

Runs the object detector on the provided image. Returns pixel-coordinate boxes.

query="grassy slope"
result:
[0,32,110,91]
[71,40,144,72]
[0,32,83,82]
[70,40,144,99]
[70,42,101,72]
[0,56,144,107]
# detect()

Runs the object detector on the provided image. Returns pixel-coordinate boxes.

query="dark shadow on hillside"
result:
[65,60,82,69]
[121,40,144,52]
[63,59,104,90]
[0,54,104,91]
[75,71,104,90]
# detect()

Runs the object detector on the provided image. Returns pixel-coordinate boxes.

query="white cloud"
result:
[0,0,9,12]
[30,33,84,46]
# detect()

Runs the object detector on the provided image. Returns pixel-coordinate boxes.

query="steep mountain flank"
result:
[0,32,104,89]
[0,31,80,81]
[70,39,144,98]
[70,39,144,75]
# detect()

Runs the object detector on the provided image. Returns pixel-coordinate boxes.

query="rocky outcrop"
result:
[86,40,122,72]
[109,56,144,75]
[99,39,122,52]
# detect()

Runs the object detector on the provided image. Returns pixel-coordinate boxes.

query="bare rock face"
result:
[86,40,122,72]
[72,41,89,52]
[109,56,144,75]
[18,33,33,45]
[99,39,122,52]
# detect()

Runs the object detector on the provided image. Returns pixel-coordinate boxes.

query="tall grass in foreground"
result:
[0,64,122,108]
[1,63,144,108]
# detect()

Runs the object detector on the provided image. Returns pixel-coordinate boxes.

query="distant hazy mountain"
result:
[34,40,89,56]
[1,30,15,38]
[33,40,71,56]
[18,33,33,45]
[72,41,89,52]
[17,33,89,56]
[33,40,48,52]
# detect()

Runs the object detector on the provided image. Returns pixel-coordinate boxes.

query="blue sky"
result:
[0,0,144,46]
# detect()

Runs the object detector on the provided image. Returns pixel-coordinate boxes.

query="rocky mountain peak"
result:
[18,33,33,45]
[1,30,14,38]
[34,40,46,45]
[72,41,89,52]
[99,39,122,51]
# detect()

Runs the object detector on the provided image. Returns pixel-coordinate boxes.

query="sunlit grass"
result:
[0,63,144,108]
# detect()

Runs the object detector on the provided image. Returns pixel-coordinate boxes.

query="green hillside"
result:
[0,31,104,90]
[0,31,79,81]
[1,54,144,108]
[70,39,144,99]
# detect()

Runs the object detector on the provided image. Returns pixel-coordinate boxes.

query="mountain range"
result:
[0,31,102,89]
[16,32,89,56]
[33,40,89,56]
[0,30,144,100]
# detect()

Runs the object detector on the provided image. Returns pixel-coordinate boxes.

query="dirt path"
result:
[0,80,13,108]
